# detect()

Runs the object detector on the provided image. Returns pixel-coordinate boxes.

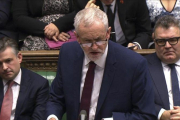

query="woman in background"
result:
[146,0,180,48]
[12,0,75,50]
[146,0,180,28]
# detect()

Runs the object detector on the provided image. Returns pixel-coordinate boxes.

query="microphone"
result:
[79,110,87,120]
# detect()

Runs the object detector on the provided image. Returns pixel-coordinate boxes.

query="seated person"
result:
[12,0,75,50]
[0,37,49,120]
[71,0,152,50]
[146,0,180,28]
[0,0,18,41]
[145,15,180,120]
[146,0,180,48]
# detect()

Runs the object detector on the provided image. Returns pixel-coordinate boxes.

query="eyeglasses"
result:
[154,37,180,46]
[80,39,107,47]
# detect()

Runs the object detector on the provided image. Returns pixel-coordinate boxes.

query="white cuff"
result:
[133,42,142,49]
[158,108,166,120]
[47,114,59,120]
[103,117,113,120]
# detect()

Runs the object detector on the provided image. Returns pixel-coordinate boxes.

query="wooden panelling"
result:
[21,50,59,71]
[21,49,155,71]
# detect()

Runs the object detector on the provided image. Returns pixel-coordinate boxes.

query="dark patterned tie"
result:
[168,64,180,106]
[79,62,96,119]
[106,5,116,42]
[0,80,14,120]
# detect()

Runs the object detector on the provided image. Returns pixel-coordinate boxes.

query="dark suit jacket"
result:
[76,0,152,49]
[46,41,156,120]
[0,68,49,120]
[145,53,170,116]
[0,0,18,41]
[12,0,75,40]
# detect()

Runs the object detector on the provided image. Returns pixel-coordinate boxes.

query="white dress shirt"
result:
[158,59,180,119]
[81,44,108,120]
[101,0,141,49]
[47,44,109,120]
[3,69,22,120]
[101,0,125,44]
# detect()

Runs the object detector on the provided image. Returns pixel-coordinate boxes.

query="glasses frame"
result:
[154,37,180,46]
[80,39,108,47]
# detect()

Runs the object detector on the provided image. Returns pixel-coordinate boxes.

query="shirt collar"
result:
[162,59,180,68]
[84,44,108,69]
[3,69,22,86]
[102,0,116,13]
[176,59,180,66]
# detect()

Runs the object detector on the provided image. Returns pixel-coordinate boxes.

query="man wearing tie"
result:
[0,37,49,120]
[145,15,180,120]
[46,8,156,120]
[80,0,152,50]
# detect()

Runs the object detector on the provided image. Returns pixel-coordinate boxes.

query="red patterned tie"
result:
[79,62,96,119]
[0,80,14,120]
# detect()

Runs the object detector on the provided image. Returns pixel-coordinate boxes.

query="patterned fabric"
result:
[42,0,69,15]
[21,35,50,50]
[146,0,180,27]
[21,0,69,51]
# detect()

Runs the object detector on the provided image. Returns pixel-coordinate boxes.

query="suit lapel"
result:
[96,0,104,11]
[116,0,126,31]
[73,47,84,119]
[95,42,116,118]
[97,0,126,31]
[0,79,3,110]
[148,53,170,109]
[15,68,31,118]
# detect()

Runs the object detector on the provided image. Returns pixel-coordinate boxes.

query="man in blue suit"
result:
[46,8,156,120]
[145,15,180,120]
[0,37,49,120]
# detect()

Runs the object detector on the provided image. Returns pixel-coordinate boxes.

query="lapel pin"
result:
[120,0,124,4]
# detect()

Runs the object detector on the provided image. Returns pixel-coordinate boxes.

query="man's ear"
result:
[152,33,155,39]
[17,52,23,64]
[74,31,80,43]
[107,27,111,40]
[74,31,77,37]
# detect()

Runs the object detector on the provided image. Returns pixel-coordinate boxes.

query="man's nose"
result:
[2,63,8,70]
[91,43,98,50]
[164,41,172,48]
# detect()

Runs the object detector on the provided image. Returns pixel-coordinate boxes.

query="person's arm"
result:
[160,109,171,120]
[12,0,47,36]
[52,0,89,33]
[44,0,78,40]
[32,78,49,120]
[131,0,152,49]
[113,58,156,120]
[46,47,66,120]
[0,0,11,28]
[52,12,76,33]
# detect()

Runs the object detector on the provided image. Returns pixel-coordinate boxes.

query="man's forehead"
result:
[79,32,106,40]
[155,26,180,35]
[156,26,180,32]
[0,48,16,58]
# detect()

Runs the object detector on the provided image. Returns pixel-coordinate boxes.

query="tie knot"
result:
[168,64,176,69]
[7,80,14,88]
[89,61,96,70]
[106,5,112,9]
